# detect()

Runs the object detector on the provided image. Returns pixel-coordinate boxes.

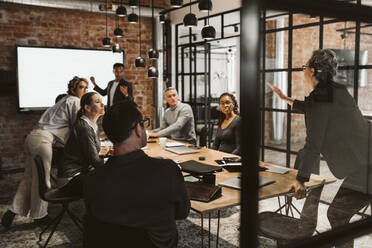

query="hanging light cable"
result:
[148,0,159,60]
[135,3,146,67]
[148,0,159,77]
[102,0,111,47]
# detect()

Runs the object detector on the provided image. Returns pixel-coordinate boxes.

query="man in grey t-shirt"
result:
[149,88,196,144]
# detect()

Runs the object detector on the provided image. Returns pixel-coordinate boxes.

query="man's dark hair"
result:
[102,100,142,144]
[113,63,125,69]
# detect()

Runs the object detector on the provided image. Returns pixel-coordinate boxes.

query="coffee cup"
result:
[159,137,167,148]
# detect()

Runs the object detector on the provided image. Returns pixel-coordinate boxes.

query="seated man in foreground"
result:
[83,101,190,247]
[148,87,196,144]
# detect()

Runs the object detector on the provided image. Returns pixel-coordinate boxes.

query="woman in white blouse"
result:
[1,76,88,228]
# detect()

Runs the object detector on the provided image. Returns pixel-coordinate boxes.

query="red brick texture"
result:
[0,3,156,169]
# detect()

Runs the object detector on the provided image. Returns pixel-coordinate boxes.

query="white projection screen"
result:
[17,46,124,111]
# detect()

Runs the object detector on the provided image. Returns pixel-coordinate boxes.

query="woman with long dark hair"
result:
[212,92,241,155]
[268,49,372,248]
[57,92,105,196]
[2,76,88,228]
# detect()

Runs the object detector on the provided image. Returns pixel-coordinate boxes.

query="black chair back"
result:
[34,155,49,202]
[83,212,156,248]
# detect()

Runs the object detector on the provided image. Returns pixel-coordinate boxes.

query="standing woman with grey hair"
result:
[268,49,372,247]
[1,76,88,228]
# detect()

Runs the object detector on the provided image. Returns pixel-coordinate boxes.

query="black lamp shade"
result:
[116,6,127,17]
[183,13,197,27]
[112,43,122,53]
[148,48,159,60]
[129,0,138,8]
[128,13,138,23]
[159,14,165,24]
[135,56,146,67]
[170,0,183,8]
[148,66,158,78]
[201,25,216,40]
[198,0,213,12]
[114,27,123,37]
[102,37,112,47]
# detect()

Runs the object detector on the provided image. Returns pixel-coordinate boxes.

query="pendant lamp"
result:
[135,3,146,67]
[102,0,111,47]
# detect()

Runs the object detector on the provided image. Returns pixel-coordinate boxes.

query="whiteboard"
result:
[17,46,124,111]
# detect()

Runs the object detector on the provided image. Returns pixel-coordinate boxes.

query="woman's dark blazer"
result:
[293,81,372,193]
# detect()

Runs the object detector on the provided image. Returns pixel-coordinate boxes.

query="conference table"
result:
[100,139,335,247]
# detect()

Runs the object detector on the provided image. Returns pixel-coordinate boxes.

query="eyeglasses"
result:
[79,85,89,90]
[220,100,232,105]
[301,65,309,71]
[139,118,150,128]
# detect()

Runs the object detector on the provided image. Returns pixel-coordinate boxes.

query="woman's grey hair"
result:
[308,49,338,82]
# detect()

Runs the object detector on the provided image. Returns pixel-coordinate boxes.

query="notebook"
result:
[165,146,199,155]
[264,166,290,174]
[180,160,223,174]
[165,142,185,148]
[218,176,275,190]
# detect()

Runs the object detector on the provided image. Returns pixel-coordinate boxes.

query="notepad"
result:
[218,176,275,190]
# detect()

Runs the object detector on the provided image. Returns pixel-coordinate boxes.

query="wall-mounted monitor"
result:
[17,46,124,111]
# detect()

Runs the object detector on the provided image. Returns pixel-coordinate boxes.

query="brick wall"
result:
[0,3,156,169]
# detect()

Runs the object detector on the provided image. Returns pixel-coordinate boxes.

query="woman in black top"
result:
[213,93,241,155]
[268,49,372,248]
[57,92,105,196]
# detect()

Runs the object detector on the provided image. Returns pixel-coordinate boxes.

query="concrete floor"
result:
[0,149,372,247]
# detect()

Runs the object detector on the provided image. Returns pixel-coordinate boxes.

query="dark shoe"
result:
[1,210,16,228]
[34,215,52,226]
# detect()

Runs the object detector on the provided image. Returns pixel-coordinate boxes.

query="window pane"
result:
[265,30,288,70]
[293,14,320,26]
[360,22,372,66]
[293,25,320,69]
[263,111,287,150]
[358,69,372,116]
[265,72,288,110]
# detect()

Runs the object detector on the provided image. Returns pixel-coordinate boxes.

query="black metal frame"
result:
[175,9,241,147]
[241,0,372,247]
[261,5,372,167]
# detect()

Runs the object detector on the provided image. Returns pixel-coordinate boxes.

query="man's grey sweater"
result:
[154,102,196,143]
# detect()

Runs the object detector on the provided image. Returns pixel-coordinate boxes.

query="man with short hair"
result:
[90,63,133,108]
[149,88,196,144]
[83,101,190,248]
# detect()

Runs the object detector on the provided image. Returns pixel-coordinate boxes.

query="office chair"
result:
[83,209,157,248]
[258,186,323,247]
[34,155,83,248]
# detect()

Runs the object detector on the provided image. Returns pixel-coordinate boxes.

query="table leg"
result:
[201,213,204,248]
[208,213,211,248]
[216,210,220,248]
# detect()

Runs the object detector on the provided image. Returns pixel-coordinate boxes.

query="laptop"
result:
[218,176,275,190]
[165,146,200,155]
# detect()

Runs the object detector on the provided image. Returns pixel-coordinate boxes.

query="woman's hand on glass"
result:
[267,82,287,100]
[266,82,294,106]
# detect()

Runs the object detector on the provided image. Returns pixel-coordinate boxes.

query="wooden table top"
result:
[141,139,336,214]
